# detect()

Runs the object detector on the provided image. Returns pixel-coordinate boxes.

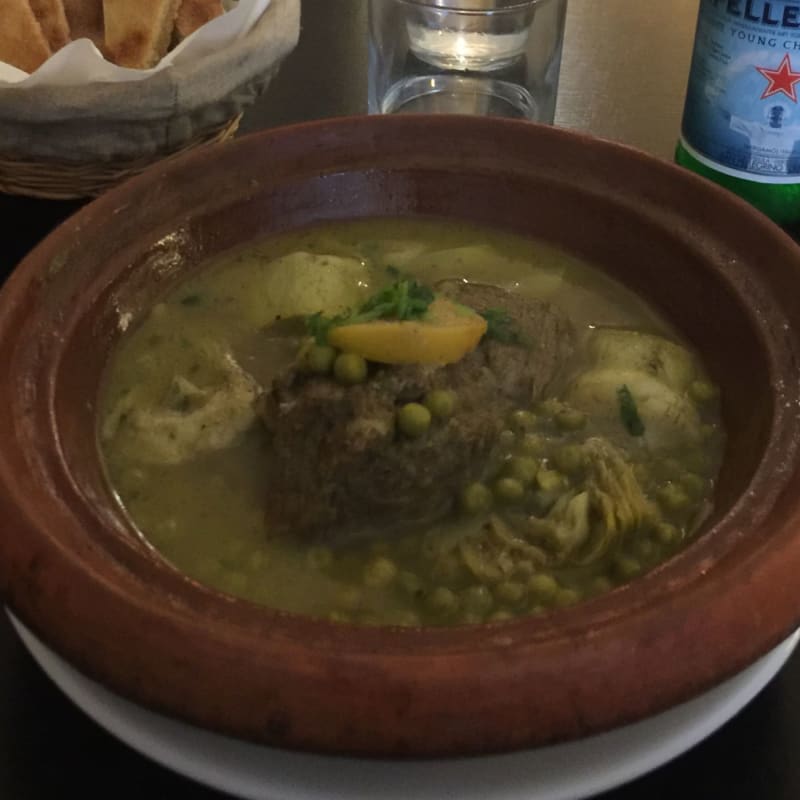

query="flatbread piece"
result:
[28,0,72,52]
[175,0,224,40]
[103,0,182,68]
[0,0,53,73]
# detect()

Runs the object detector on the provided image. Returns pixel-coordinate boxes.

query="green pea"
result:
[555,408,587,431]
[424,389,457,419]
[364,556,398,588]
[509,409,537,432]
[657,483,691,513]
[494,477,525,504]
[614,555,642,581]
[654,522,680,546]
[513,560,535,579]
[397,403,432,438]
[680,473,707,498]
[427,587,460,616]
[333,352,368,385]
[552,445,585,475]
[553,588,581,608]
[460,482,494,515]
[504,456,539,485]
[462,585,494,615]
[307,546,333,570]
[519,433,546,456]
[528,573,559,601]
[495,581,527,606]
[536,469,564,493]
[689,380,718,404]
[304,344,337,374]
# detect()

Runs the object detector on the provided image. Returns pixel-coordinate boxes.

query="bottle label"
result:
[681,0,800,184]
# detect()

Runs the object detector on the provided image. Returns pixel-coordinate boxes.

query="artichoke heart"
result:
[527,437,656,565]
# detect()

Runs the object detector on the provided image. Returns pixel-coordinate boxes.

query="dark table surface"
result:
[3,1,800,798]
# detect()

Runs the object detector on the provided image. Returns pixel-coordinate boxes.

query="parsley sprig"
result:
[306,275,435,345]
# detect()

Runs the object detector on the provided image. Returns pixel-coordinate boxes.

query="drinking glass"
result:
[368,0,568,122]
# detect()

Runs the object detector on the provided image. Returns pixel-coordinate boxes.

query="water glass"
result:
[368,0,568,122]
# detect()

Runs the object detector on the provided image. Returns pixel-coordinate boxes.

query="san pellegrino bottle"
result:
[676,0,800,228]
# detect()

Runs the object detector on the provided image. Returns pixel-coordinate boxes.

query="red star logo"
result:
[756,54,800,102]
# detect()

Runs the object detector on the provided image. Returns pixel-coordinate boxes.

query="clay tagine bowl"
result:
[1,115,800,758]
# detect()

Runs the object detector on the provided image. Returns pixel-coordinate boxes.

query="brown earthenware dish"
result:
[1,115,800,757]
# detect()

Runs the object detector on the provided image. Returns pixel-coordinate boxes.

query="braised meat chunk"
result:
[258,283,575,540]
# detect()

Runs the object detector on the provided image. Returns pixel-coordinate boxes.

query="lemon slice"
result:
[327,298,487,365]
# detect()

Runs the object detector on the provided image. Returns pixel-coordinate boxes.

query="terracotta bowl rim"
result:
[2,114,800,757]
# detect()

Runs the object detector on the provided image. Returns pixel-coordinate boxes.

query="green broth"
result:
[100,218,725,626]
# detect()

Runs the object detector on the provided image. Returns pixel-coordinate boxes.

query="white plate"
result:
[10,612,799,800]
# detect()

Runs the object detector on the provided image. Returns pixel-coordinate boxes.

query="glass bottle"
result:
[675,0,800,229]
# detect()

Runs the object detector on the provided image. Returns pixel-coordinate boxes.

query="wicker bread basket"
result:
[0,0,300,199]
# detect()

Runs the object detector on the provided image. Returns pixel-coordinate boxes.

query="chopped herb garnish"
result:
[306,277,435,344]
[617,385,645,437]
[480,308,527,346]
[306,311,338,345]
